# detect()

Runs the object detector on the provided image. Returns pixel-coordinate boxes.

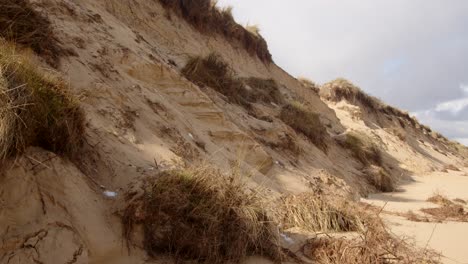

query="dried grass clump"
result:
[122,167,282,263]
[183,54,284,108]
[157,0,272,62]
[0,0,63,67]
[423,194,468,222]
[421,205,468,222]
[182,53,251,107]
[307,222,440,264]
[243,77,283,105]
[279,102,328,152]
[301,200,440,263]
[340,133,382,167]
[0,41,84,161]
[275,193,365,233]
[297,77,319,93]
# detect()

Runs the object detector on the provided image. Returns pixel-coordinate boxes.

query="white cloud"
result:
[461,83,468,95]
[435,98,468,115]
[434,84,468,115]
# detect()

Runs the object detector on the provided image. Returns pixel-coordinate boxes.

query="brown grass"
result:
[182,53,251,106]
[243,77,283,105]
[340,133,382,167]
[0,0,63,67]
[365,166,394,192]
[279,102,328,152]
[182,53,283,108]
[421,206,468,222]
[157,0,272,62]
[298,199,441,263]
[122,166,282,263]
[0,41,84,161]
[427,194,452,206]
[275,193,366,233]
[423,194,468,222]
[297,77,319,93]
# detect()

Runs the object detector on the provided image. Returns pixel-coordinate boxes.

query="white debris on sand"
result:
[103,190,118,198]
[280,233,294,244]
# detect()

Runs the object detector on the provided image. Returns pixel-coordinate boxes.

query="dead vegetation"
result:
[243,77,283,105]
[297,77,319,93]
[0,0,64,67]
[279,102,328,152]
[122,167,282,263]
[157,0,272,62]
[306,221,440,264]
[423,194,468,222]
[0,41,85,161]
[275,193,365,233]
[182,53,282,108]
[336,133,395,192]
[276,194,440,263]
[182,53,251,107]
[340,133,382,167]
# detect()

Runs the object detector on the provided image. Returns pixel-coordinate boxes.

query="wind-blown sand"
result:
[363,170,468,264]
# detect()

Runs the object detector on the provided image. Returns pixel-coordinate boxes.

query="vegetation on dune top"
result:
[157,0,272,63]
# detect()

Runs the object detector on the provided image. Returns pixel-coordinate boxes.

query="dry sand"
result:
[363,170,468,264]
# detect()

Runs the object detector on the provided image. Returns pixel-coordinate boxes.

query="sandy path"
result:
[363,171,468,264]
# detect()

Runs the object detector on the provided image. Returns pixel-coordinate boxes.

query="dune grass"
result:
[157,0,272,62]
[297,77,319,93]
[243,77,283,105]
[182,53,253,107]
[341,133,382,166]
[182,53,283,108]
[122,166,282,263]
[0,41,84,161]
[0,0,63,67]
[275,193,440,263]
[279,102,328,152]
[276,192,365,233]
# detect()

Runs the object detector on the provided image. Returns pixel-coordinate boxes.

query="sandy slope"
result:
[363,169,468,264]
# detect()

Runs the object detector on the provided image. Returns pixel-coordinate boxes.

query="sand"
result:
[363,170,468,264]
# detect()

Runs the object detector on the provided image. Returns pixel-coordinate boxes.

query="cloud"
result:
[217,0,468,145]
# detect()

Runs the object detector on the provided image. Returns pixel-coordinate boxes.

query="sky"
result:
[217,0,468,145]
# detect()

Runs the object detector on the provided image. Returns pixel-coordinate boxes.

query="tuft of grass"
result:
[0,0,63,67]
[297,77,319,93]
[122,166,282,263]
[279,102,328,152]
[243,77,283,105]
[275,192,365,233]
[182,53,283,108]
[301,199,440,263]
[427,194,452,206]
[157,0,272,62]
[307,223,440,264]
[364,166,394,192]
[340,133,382,167]
[0,41,85,161]
[423,194,468,222]
[182,53,252,107]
